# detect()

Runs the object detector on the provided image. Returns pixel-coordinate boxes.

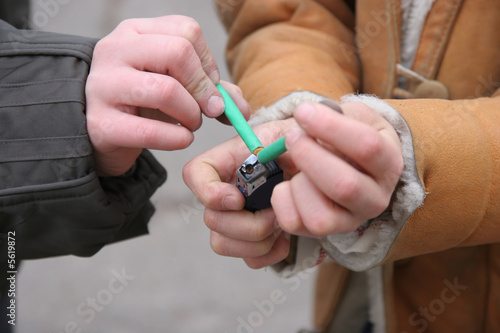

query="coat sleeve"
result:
[216,0,500,271]
[215,0,359,110]
[0,21,167,261]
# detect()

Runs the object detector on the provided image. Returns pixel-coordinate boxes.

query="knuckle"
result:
[209,233,227,256]
[157,79,178,105]
[248,223,271,242]
[369,194,391,218]
[201,182,224,208]
[175,37,195,60]
[259,237,276,255]
[182,160,196,184]
[116,18,136,32]
[305,213,334,237]
[245,259,265,270]
[313,213,357,235]
[164,37,196,70]
[335,176,361,203]
[92,39,106,56]
[203,209,217,230]
[180,17,203,42]
[358,130,383,164]
[135,123,157,145]
[92,37,116,61]
[171,37,195,65]
[185,72,211,99]
[303,202,348,236]
[278,214,302,235]
[391,154,405,181]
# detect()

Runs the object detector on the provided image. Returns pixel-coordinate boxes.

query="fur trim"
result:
[400,0,435,70]
[399,0,435,87]
[248,91,326,127]
[319,94,425,271]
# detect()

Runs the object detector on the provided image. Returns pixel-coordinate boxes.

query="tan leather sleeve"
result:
[215,0,359,110]
[384,96,500,263]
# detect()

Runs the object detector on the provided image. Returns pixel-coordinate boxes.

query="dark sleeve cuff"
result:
[99,149,167,243]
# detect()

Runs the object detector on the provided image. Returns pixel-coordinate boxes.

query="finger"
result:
[116,34,224,118]
[182,139,248,210]
[88,109,194,151]
[244,233,291,269]
[216,81,251,125]
[137,108,180,125]
[294,103,402,185]
[121,16,220,83]
[93,69,202,131]
[271,181,307,236]
[210,228,282,258]
[182,164,245,211]
[204,208,276,241]
[285,129,388,219]
[290,173,357,237]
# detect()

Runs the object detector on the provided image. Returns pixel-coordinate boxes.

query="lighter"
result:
[236,154,283,212]
[217,84,286,212]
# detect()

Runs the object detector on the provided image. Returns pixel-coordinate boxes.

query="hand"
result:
[183,119,298,268]
[271,101,404,238]
[85,15,250,176]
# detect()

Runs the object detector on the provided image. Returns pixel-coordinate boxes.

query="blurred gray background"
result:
[16,1,316,332]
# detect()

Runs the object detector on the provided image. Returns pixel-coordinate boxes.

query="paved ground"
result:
[16,1,316,332]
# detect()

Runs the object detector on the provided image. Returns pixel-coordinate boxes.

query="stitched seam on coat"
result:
[0,136,88,145]
[0,99,86,108]
[0,187,102,208]
[382,0,399,98]
[0,79,84,88]
[0,41,95,52]
[0,172,98,201]
[0,136,91,162]
[424,0,463,78]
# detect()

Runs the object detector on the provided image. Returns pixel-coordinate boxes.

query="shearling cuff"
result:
[319,94,425,271]
[248,91,326,126]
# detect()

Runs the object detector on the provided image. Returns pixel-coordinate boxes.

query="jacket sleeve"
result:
[0,21,167,261]
[317,93,500,271]
[216,0,359,110]
[216,1,500,272]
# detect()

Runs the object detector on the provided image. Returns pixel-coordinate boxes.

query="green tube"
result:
[257,136,287,163]
[217,84,262,153]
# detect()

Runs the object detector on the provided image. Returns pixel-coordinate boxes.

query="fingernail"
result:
[319,99,343,114]
[207,95,225,117]
[285,127,303,147]
[294,103,316,123]
[222,195,240,210]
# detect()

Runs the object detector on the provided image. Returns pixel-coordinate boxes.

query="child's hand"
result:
[272,102,404,238]
[85,16,250,176]
[183,119,298,268]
